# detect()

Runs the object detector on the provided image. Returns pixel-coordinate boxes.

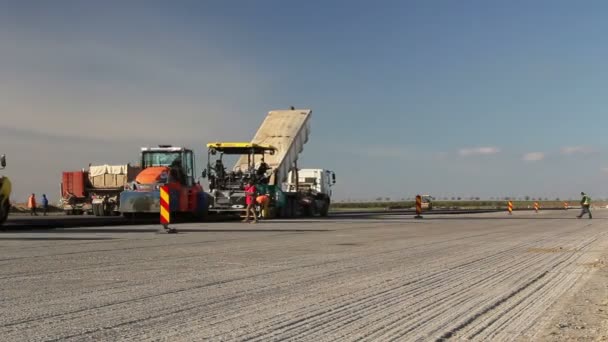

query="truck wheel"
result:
[92,203,100,216]
[289,198,297,218]
[320,200,330,217]
[319,206,329,217]
[0,202,9,225]
[194,207,208,221]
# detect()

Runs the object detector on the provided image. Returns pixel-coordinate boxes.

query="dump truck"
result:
[119,145,208,219]
[61,164,140,215]
[204,108,336,218]
[0,155,11,225]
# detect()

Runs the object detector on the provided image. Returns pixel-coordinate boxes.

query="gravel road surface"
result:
[1,210,606,341]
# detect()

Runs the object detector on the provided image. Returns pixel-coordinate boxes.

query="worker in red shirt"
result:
[243,180,258,223]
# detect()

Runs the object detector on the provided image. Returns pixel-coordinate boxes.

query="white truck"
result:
[285,168,336,217]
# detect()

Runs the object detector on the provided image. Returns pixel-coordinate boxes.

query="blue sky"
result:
[1,1,608,202]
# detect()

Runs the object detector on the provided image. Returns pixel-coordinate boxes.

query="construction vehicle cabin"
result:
[119,145,208,218]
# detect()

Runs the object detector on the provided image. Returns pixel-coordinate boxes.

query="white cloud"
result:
[458,147,500,157]
[602,167,608,173]
[561,146,594,155]
[522,152,545,162]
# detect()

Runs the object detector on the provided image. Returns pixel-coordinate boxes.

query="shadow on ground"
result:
[379,216,598,221]
[0,237,117,241]
[0,228,332,234]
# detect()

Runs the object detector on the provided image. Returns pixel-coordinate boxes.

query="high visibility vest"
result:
[28,196,36,208]
[583,196,591,206]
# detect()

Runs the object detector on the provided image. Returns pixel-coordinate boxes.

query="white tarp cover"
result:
[89,164,131,177]
[234,109,311,185]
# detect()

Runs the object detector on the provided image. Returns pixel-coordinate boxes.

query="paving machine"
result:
[204,142,277,215]
[119,145,208,219]
[204,108,336,218]
[0,155,11,225]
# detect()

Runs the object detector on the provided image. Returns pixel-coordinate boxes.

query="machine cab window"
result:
[140,146,195,186]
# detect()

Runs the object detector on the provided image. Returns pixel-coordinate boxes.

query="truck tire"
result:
[289,197,297,217]
[320,200,330,217]
[92,203,100,216]
[0,202,9,225]
[267,206,278,219]
[303,205,313,217]
[281,197,296,218]
[194,207,208,221]
[279,198,291,218]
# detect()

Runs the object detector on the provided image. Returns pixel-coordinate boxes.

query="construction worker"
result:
[243,180,258,224]
[169,159,186,185]
[256,161,270,184]
[256,193,270,219]
[41,194,49,216]
[577,192,592,219]
[28,193,37,216]
[214,159,226,180]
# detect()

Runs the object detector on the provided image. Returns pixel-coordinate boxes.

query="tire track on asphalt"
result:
[221,224,596,340]
[6,223,524,340]
[216,227,575,341]
[2,215,598,341]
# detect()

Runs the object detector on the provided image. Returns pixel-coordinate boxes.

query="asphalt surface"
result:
[0,210,605,341]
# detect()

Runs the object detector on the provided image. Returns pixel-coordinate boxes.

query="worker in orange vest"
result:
[28,193,38,216]
[256,194,270,219]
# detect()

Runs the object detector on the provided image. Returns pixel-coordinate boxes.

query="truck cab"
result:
[286,169,336,195]
[136,146,196,189]
[286,169,336,216]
